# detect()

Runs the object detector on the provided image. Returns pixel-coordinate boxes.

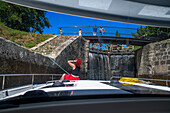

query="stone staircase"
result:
[31,35,78,56]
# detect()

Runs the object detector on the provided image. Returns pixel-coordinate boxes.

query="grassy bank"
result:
[0,22,53,48]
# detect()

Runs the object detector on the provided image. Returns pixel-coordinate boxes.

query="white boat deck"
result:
[0,80,170,101]
[42,80,131,95]
[0,80,130,100]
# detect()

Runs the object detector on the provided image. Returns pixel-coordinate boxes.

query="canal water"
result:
[87,53,135,80]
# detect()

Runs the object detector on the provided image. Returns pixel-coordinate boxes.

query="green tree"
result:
[0,1,51,34]
[132,26,170,40]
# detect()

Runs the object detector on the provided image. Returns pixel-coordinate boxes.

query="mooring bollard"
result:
[32,74,34,88]
[2,75,5,89]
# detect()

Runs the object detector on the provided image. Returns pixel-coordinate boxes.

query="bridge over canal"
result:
[59,26,169,46]
[58,26,169,55]
[83,36,153,46]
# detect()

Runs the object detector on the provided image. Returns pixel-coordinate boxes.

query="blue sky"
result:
[43,11,144,36]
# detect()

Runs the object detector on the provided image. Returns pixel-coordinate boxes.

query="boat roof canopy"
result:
[3,0,170,27]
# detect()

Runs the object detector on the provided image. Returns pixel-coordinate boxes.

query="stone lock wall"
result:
[0,37,60,74]
[136,39,170,79]
[0,37,61,88]
[0,36,89,88]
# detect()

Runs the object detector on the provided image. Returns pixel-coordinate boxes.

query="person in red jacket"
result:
[59,58,82,82]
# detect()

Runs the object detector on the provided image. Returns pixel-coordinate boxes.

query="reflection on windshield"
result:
[0,1,170,107]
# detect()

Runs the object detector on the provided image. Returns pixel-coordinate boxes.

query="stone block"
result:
[164,52,167,55]
[160,49,165,52]
[154,65,168,74]
[157,56,162,60]
[160,52,164,56]
[155,53,160,56]
[162,44,167,48]
[152,57,156,61]
[167,60,170,64]
[155,44,160,50]
[163,56,167,60]
[154,61,159,65]
[160,60,166,65]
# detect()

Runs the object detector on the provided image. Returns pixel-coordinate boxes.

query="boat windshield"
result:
[0,0,170,110]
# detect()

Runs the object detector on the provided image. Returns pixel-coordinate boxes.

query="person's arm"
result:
[68,60,76,69]
[103,28,105,33]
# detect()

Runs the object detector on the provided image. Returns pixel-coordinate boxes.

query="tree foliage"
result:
[0,1,51,34]
[132,26,170,40]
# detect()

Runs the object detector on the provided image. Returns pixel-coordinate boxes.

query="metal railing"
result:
[110,76,170,86]
[0,74,62,90]
[0,74,169,98]
[57,26,170,41]
[89,43,135,54]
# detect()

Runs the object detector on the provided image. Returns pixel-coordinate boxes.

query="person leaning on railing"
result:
[59,58,82,82]
[79,29,82,36]
[59,28,63,35]
[93,25,97,36]
[99,26,105,36]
